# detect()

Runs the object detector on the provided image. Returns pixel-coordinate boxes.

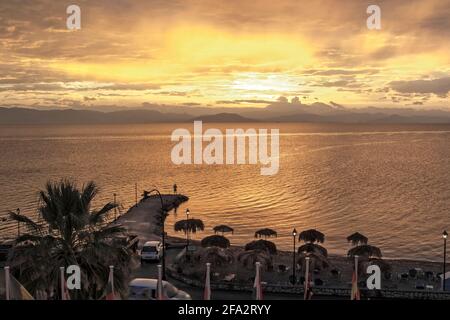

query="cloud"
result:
[101,83,161,91]
[0,82,162,92]
[389,77,450,97]
[216,99,274,104]
[302,69,379,76]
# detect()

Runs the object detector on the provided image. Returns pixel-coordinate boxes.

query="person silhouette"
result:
[173,184,177,194]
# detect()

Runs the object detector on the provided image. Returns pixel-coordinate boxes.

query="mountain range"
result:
[1,101,450,124]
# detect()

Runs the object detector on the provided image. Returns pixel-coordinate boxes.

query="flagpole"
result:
[157,264,163,300]
[5,266,10,301]
[60,267,65,300]
[204,263,211,300]
[254,261,262,300]
[109,265,114,297]
[304,257,310,300]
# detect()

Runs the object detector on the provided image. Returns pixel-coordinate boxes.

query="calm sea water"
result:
[1,123,450,261]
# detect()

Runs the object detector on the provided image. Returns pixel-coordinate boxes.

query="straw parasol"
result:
[347,232,368,246]
[213,225,234,235]
[254,228,277,239]
[237,250,272,269]
[297,243,328,257]
[347,244,382,259]
[245,239,277,255]
[174,218,205,234]
[201,235,230,248]
[298,229,325,243]
[297,252,329,270]
[196,247,234,266]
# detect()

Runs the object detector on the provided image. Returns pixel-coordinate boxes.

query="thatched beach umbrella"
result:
[254,228,277,239]
[213,225,234,235]
[201,235,230,248]
[245,239,277,255]
[298,252,329,271]
[174,218,205,234]
[347,244,382,259]
[297,243,328,257]
[299,229,325,243]
[347,232,368,246]
[196,247,234,266]
[238,250,272,269]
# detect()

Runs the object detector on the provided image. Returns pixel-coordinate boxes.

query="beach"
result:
[118,194,450,299]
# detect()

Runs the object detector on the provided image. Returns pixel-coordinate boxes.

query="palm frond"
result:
[8,211,42,234]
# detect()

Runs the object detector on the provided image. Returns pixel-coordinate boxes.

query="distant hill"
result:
[190,113,256,122]
[1,105,450,124]
[0,107,189,124]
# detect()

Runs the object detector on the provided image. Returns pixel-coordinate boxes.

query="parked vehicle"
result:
[128,278,191,300]
[140,241,163,262]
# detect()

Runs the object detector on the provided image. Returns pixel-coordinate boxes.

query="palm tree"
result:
[254,228,277,239]
[7,180,134,299]
[174,219,205,234]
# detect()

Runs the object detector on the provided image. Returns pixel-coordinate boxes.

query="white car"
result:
[140,241,163,262]
[128,278,192,300]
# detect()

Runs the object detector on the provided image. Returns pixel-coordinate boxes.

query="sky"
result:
[0,0,449,110]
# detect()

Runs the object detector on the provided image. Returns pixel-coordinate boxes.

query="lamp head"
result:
[443,230,448,239]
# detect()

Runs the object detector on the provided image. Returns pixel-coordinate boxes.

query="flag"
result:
[304,273,313,300]
[203,263,211,300]
[303,257,312,300]
[156,264,166,300]
[351,271,360,300]
[351,255,360,300]
[9,275,34,300]
[60,267,70,300]
[253,262,263,300]
[3,267,34,300]
[105,266,116,300]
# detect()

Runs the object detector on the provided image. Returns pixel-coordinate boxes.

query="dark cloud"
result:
[312,79,365,88]
[389,77,450,97]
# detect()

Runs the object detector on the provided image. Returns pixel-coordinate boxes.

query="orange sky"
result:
[0,0,449,110]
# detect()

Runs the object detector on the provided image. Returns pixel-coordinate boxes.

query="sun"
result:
[230,73,299,93]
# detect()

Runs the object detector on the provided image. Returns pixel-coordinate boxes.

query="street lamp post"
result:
[186,209,190,250]
[292,228,297,285]
[443,230,448,291]
[148,189,167,280]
